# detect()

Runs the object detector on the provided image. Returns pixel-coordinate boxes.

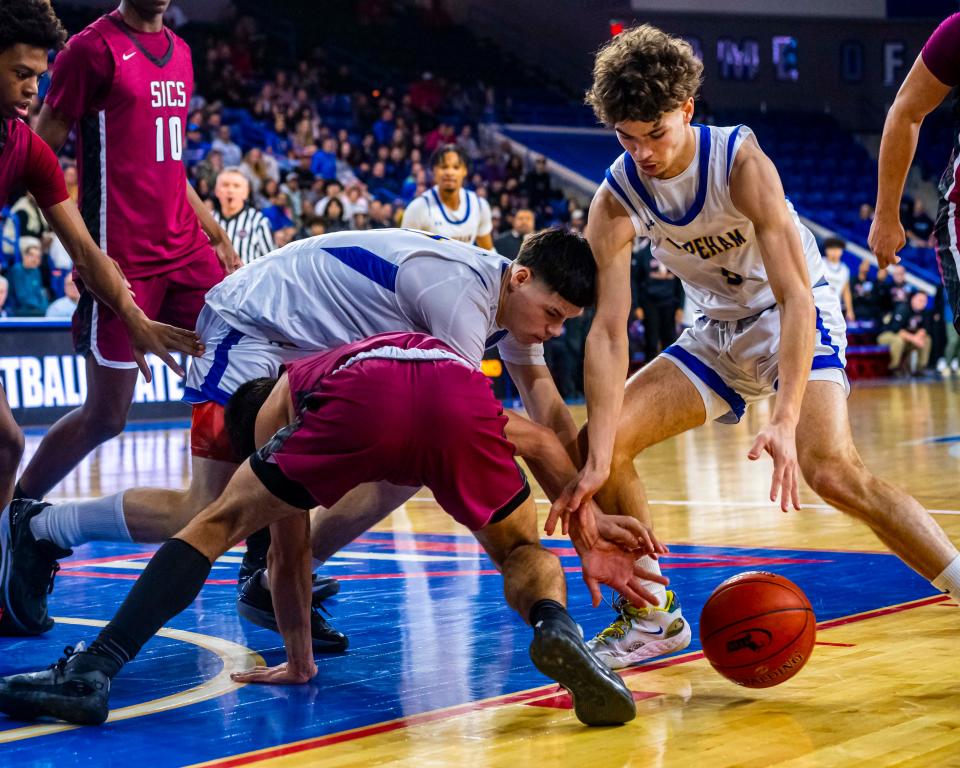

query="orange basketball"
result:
[699,572,816,688]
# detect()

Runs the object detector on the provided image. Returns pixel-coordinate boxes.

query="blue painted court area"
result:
[0,532,939,767]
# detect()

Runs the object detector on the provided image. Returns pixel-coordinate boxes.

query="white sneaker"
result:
[937,358,949,377]
[587,591,692,670]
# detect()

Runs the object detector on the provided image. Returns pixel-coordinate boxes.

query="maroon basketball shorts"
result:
[73,246,224,368]
[250,357,530,529]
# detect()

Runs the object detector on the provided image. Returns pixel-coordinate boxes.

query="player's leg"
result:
[877,330,905,371]
[309,482,419,563]
[0,460,307,726]
[0,413,239,636]
[585,355,706,668]
[15,359,138,499]
[796,379,960,598]
[16,276,168,499]
[0,386,24,508]
[473,495,636,726]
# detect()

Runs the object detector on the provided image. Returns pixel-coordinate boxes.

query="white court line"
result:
[0,618,262,743]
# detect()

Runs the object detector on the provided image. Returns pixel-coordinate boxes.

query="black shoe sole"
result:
[0,688,107,726]
[529,628,636,726]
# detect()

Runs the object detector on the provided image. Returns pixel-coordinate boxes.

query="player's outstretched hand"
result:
[549,462,610,528]
[129,316,205,381]
[571,524,670,608]
[215,237,242,274]
[868,213,904,269]
[748,420,801,513]
[231,661,317,685]
[596,511,668,556]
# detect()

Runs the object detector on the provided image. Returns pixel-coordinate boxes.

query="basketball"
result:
[699,572,816,688]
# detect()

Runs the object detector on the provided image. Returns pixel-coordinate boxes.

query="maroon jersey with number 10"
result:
[44,11,208,278]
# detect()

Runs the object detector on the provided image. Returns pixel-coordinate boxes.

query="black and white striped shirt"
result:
[213,206,275,265]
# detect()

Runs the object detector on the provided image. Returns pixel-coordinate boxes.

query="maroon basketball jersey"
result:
[0,119,68,211]
[59,13,208,277]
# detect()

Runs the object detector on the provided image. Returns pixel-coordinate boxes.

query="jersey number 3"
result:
[154,116,183,162]
[721,268,743,286]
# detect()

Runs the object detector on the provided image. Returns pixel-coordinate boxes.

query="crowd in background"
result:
[0,4,952,389]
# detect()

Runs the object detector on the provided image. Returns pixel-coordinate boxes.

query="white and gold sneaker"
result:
[587,591,691,670]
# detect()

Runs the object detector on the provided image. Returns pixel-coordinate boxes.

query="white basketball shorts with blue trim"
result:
[183,306,307,406]
[661,281,849,424]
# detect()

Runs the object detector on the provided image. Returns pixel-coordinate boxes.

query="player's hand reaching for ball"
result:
[127,314,205,381]
[570,517,669,608]
[231,661,318,685]
[748,419,801,513]
[868,213,904,269]
[550,461,610,528]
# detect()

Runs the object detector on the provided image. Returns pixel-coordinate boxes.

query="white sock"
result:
[635,554,668,607]
[932,554,960,603]
[29,492,132,550]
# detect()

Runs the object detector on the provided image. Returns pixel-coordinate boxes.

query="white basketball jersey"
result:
[401,186,492,244]
[204,228,541,367]
[604,124,824,320]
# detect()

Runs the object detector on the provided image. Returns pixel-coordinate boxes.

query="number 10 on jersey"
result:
[154,116,183,162]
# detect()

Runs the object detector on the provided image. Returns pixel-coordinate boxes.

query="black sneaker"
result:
[0,643,112,726]
[0,499,72,636]
[529,614,637,726]
[237,560,340,604]
[237,568,348,653]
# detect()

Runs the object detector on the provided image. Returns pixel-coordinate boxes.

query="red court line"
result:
[193,592,950,768]
[60,552,155,568]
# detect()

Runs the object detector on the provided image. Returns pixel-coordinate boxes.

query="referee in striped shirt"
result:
[212,168,275,265]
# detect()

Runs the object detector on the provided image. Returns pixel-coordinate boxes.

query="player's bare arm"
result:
[34,103,72,153]
[870,56,952,268]
[187,181,241,274]
[42,198,202,380]
[551,186,634,518]
[504,411,663,552]
[730,137,815,512]
[476,232,495,251]
[504,361,579,450]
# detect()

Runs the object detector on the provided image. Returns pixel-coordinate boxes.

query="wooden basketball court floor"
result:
[2,378,959,767]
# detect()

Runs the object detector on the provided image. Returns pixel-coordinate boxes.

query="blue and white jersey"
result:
[204,228,542,367]
[603,124,825,321]
[401,185,493,245]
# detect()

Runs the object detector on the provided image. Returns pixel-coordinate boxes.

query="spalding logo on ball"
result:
[699,571,816,688]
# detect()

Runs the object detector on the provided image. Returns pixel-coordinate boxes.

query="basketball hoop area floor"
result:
[2,379,959,767]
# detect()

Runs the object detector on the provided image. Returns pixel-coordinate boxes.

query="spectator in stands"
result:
[281,172,304,224]
[9,240,49,317]
[194,149,224,192]
[939,304,960,376]
[852,203,875,240]
[319,198,349,233]
[241,147,278,198]
[45,273,79,319]
[822,238,855,322]
[851,258,884,327]
[9,194,45,242]
[213,168,275,265]
[256,178,281,211]
[880,264,914,315]
[62,164,78,203]
[311,137,339,180]
[494,208,534,260]
[211,125,243,167]
[456,124,481,162]
[525,156,554,211]
[878,291,934,376]
[261,191,295,234]
[569,209,585,234]
[633,237,684,364]
[905,198,935,247]
[0,277,10,318]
